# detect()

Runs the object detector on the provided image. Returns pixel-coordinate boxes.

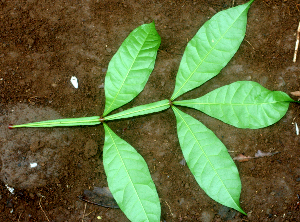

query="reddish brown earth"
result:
[1,0,300,221]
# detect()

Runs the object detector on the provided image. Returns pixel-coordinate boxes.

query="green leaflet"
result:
[103,22,161,116]
[171,0,254,100]
[103,123,161,222]
[174,81,294,129]
[105,99,170,121]
[172,106,245,214]
[10,116,101,128]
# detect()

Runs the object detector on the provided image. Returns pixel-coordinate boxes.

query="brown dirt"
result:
[1,0,300,221]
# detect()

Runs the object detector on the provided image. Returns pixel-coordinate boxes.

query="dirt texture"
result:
[1,0,300,221]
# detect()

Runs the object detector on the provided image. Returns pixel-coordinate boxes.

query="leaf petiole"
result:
[105,99,170,121]
[10,116,101,128]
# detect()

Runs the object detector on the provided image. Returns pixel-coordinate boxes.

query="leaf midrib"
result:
[171,5,249,101]
[104,124,149,221]
[172,106,241,211]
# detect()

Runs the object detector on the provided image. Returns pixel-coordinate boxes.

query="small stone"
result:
[179,198,184,205]
[6,200,13,208]
[278,76,286,87]
[218,205,236,220]
[28,38,35,48]
[30,141,45,152]
[84,139,98,159]
[247,211,252,219]
[200,210,214,222]
[260,76,268,85]
[179,158,186,166]
[29,193,35,199]
[270,191,276,196]
[106,47,112,53]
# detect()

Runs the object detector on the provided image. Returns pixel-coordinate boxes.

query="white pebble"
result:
[295,122,299,135]
[30,163,38,168]
[5,184,14,194]
[70,76,78,88]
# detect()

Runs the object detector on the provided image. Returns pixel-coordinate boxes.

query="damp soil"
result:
[1,0,300,221]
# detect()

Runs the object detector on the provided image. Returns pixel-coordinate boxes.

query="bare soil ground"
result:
[1,0,300,221]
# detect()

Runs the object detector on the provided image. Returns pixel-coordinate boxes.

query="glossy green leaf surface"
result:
[103,123,161,222]
[10,116,101,128]
[171,0,254,100]
[105,99,170,121]
[103,22,161,116]
[174,81,294,129]
[172,106,245,214]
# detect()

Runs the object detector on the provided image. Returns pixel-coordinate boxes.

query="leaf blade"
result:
[174,81,294,129]
[105,99,170,121]
[104,22,161,116]
[103,123,161,222]
[172,106,245,214]
[171,0,254,100]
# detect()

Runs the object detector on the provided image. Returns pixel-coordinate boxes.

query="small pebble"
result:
[179,158,186,166]
[30,163,38,168]
[200,211,214,222]
[278,76,286,87]
[70,76,78,89]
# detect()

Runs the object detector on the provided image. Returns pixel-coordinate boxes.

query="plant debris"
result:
[233,154,252,162]
[78,187,119,208]
[233,150,280,162]
[291,91,300,97]
[293,21,300,63]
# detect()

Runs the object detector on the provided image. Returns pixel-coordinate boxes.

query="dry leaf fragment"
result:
[234,150,280,163]
[78,187,119,208]
[255,150,280,158]
[291,91,300,97]
[233,154,252,162]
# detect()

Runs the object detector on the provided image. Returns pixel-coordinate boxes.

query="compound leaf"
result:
[105,99,170,121]
[172,106,245,214]
[171,0,254,100]
[103,123,161,222]
[174,81,294,129]
[104,22,161,116]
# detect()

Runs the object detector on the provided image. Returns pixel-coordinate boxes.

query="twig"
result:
[39,198,50,222]
[293,21,300,62]
[232,0,235,7]
[165,201,173,217]
[84,210,95,217]
[82,202,87,222]
[245,39,255,50]
[17,212,23,222]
